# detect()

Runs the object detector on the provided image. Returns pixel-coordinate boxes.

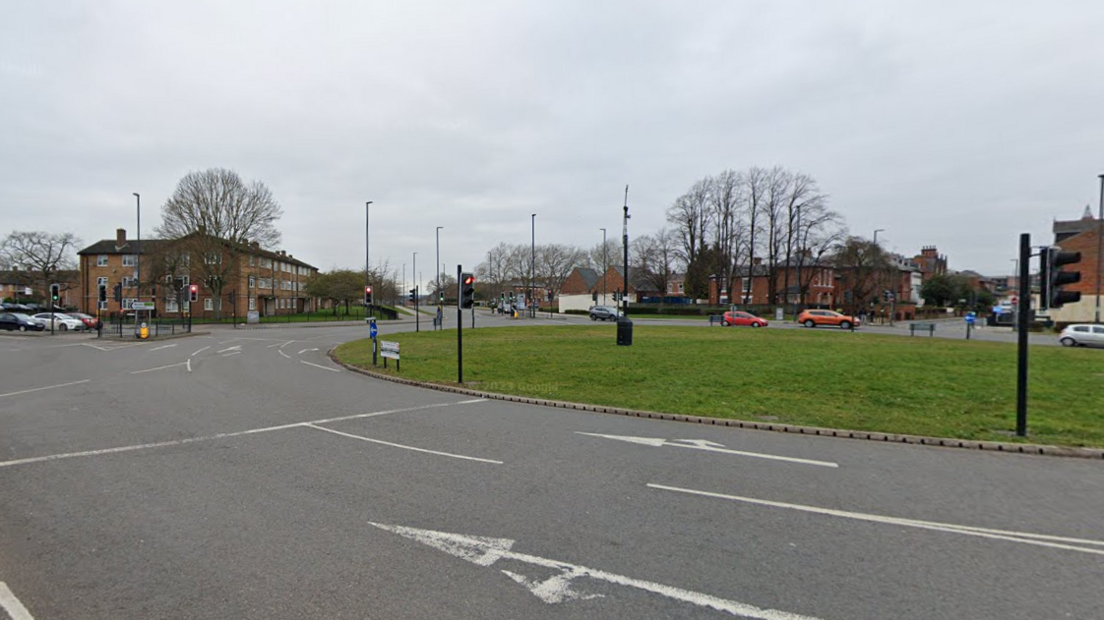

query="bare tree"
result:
[833,236,895,315]
[634,228,681,306]
[0,231,81,294]
[709,170,746,303]
[537,243,585,299]
[666,178,711,266]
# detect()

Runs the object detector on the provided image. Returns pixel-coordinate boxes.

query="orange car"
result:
[797,309,859,329]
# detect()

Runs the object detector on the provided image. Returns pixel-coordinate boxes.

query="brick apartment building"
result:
[1050,210,1104,323]
[77,229,319,319]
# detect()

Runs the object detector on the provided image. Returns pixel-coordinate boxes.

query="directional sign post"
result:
[369,318,378,366]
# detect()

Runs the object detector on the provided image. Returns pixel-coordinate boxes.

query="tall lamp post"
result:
[133,192,141,308]
[365,201,373,318]
[436,226,444,307]
[1096,174,1103,324]
[873,228,884,246]
[793,204,802,318]
[599,227,607,305]
[531,214,536,318]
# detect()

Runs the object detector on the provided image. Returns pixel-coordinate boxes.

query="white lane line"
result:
[647,483,1104,556]
[297,348,319,355]
[218,338,241,345]
[576,432,838,468]
[0,581,34,620]
[305,424,502,464]
[300,360,339,372]
[216,345,241,353]
[0,379,91,399]
[221,351,242,358]
[457,398,488,405]
[278,340,294,349]
[278,349,291,359]
[150,344,177,351]
[0,401,468,469]
[130,362,188,375]
[370,523,823,619]
[191,346,210,356]
[186,359,191,372]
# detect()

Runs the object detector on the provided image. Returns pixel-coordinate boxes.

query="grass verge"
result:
[334,325,1104,448]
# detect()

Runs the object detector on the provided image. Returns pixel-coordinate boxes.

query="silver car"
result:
[1058,324,1104,348]
[32,312,85,332]
[588,305,622,321]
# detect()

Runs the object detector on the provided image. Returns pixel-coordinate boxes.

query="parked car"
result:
[589,305,622,321]
[1058,324,1104,348]
[32,312,86,332]
[797,309,859,329]
[2,302,33,312]
[0,312,45,332]
[721,310,768,327]
[67,312,102,330]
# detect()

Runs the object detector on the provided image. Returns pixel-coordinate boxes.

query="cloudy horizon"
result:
[4,1,1103,288]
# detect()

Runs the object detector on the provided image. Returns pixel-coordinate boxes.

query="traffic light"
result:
[1044,246,1082,309]
[50,283,60,303]
[113,283,122,303]
[364,285,373,306]
[460,272,475,309]
[188,284,198,303]
[98,284,107,303]
[408,288,416,303]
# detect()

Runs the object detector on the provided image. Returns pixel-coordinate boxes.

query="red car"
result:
[68,312,102,330]
[721,310,768,327]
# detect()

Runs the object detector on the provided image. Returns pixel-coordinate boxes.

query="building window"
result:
[122,255,137,267]
[166,300,179,313]
[97,276,108,286]
[249,255,255,266]
[204,252,221,265]
[97,255,109,267]
[248,276,255,288]
[248,297,256,311]
[204,298,213,311]
[98,300,108,310]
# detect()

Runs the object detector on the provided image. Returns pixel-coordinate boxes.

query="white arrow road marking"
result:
[149,344,177,351]
[648,483,1104,556]
[186,359,191,372]
[305,424,501,463]
[300,360,339,372]
[221,351,241,358]
[0,582,34,620]
[216,345,241,354]
[191,346,210,356]
[278,349,291,359]
[369,522,824,619]
[0,379,90,399]
[297,348,319,355]
[130,362,189,374]
[576,432,838,468]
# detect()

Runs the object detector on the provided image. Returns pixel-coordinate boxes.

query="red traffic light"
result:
[462,275,475,285]
[189,284,198,293]
[365,286,373,294]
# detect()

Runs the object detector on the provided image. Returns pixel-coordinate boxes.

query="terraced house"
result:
[77,228,319,319]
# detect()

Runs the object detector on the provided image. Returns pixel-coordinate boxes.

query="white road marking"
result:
[218,338,241,345]
[0,401,471,469]
[577,432,838,468]
[130,362,188,374]
[457,398,488,405]
[300,360,339,372]
[0,379,91,399]
[297,348,319,354]
[0,581,34,620]
[278,349,291,359]
[216,345,241,353]
[647,483,1104,556]
[369,522,824,619]
[186,359,191,372]
[305,424,502,464]
[149,344,177,351]
[278,340,294,349]
[191,346,210,356]
[221,351,242,357]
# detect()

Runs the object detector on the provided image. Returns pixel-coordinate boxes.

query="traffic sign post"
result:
[369,318,378,366]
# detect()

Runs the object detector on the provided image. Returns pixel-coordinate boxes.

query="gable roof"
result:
[574,267,600,290]
[78,234,318,270]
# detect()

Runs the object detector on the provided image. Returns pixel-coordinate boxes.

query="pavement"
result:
[1,316,1101,620]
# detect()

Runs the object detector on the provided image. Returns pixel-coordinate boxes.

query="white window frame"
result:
[98,300,108,310]
[97,276,108,286]
[165,299,179,313]
[122,254,137,267]
[97,255,109,267]
[204,298,213,311]
[248,276,255,288]
[248,297,256,311]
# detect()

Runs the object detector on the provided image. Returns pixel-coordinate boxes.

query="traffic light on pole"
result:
[50,283,60,303]
[1046,246,1082,309]
[408,288,416,303]
[98,284,107,303]
[460,272,475,309]
[113,283,122,303]
[364,285,373,306]
[188,284,198,303]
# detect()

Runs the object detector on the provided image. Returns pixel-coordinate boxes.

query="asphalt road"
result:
[1,315,1101,620]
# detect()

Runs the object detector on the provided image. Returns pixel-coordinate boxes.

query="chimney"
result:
[116,228,127,249]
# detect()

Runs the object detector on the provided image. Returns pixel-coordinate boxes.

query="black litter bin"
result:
[616,316,633,346]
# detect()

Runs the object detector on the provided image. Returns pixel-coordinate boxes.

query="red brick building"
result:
[1050,211,1104,323]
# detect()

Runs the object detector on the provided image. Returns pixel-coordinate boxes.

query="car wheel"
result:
[1060,337,1076,347]
[840,321,852,330]
[721,320,729,326]
[803,319,816,328]
[591,316,597,321]
[60,324,68,332]
[751,322,761,328]
[18,325,26,332]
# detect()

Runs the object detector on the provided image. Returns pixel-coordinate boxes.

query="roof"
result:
[1053,216,1101,243]
[78,233,317,270]
[574,267,600,290]
[1,269,79,284]
[612,265,654,290]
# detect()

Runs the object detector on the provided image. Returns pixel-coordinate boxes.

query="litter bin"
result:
[616,316,633,346]
[137,322,149,339]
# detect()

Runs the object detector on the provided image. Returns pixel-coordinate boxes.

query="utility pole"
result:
[1096,174,1103,324]
[600,227,607,305]
[366,201,373,319]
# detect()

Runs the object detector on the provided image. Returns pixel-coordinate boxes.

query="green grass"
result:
[335,325,1104,448]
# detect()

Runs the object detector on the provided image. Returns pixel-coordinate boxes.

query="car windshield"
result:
[11,313,34,321]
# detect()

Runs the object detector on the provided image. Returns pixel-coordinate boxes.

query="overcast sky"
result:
[4,1,1103,288]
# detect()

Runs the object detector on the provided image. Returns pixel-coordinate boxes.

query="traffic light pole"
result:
[1016,233,1030,437]
[457,265,463,384]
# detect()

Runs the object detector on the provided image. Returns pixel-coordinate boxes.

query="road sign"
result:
[132,301,154,310]
[380,340,399,360]
[369,321,378,339]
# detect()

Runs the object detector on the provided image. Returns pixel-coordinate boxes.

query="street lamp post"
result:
[413,252,418,332]
[600,228,607,305]
[531,214,536,318]
[873,228,884,246]
[365,201,372,318]
[793,204,802,318]
[1096,174,1103,324]
[436,226,443,308]
[133,192,141,312]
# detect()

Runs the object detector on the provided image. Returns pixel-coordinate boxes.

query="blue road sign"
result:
[369,320,378,339]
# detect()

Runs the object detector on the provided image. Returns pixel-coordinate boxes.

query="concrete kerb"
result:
[328,348,1104,461]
